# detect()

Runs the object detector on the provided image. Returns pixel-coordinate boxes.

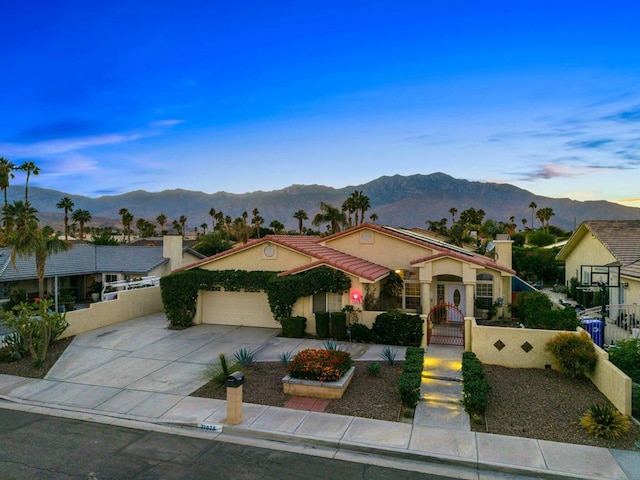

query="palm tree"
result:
[71,209,92,241]
[156,213,167,234]
[123,212,134,243]
[521,218,527,230]
[312,202,347,234]
[293,209,308,234]
[172,219,182,235]
[214,211,224,230]
[56,197,75,240]
[9,224,72,299]
[209,208,217,231]
[529,201,537,228]
[251,214,264,238]
[179,215,187,238]
[200,223,208,235]
[0,157,15,211]
[5,200,38,234]
[341,197,356,227]
[369,213,378,224]
[269,219,285,234]
[18,161,40,203]
[231,216,251,243]
[118,208,131,242]
[449,207,458,224]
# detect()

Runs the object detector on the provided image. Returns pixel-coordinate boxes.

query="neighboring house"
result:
[556,220,640,307]
[0,235,203,305]
[176,223,515,330]
[556,220,640,342]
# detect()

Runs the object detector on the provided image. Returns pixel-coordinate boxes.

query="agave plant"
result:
[379,345,398,365]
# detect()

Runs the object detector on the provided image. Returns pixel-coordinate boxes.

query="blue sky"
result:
[1,1,639,207]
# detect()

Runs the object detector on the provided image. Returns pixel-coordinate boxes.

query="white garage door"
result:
[201,289,280,328]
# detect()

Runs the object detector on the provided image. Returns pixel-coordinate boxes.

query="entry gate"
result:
[427,303,464,346]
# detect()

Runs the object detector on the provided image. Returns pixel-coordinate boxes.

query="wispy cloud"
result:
[602,105,640,123]
[149,119,184,127]
[0,133,144,157]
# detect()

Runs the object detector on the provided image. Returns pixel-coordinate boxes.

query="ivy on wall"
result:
[160,267,351,328]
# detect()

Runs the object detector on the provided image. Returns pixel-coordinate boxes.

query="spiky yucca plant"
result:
[580,404,631,439]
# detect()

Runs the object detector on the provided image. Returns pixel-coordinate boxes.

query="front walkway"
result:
[415,344,469,431]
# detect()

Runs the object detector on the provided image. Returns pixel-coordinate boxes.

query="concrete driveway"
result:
[42,312,406,396]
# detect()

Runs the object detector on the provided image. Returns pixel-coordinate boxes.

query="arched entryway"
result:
[427,302,464,346]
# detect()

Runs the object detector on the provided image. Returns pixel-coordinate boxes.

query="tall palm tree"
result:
[179,215,187,238]
[10,224,72,299]
[5,200,38,234]
[18,161,40,203]
[293,209,308,234]
[156,213,167,234]
[214,211,224,230]
[312,202,347,234]
[200,223,208,235]
[529,201,537,228]
[0,157,15,211]
[251,214,264,238]
[71,209,92,240]
[172,219,182,235]
[449,207,458,225]
[119,208,133,243]
[123,212,134,243]
[56,197,75,240]
[369,212,378,224]
[209,207,217,231]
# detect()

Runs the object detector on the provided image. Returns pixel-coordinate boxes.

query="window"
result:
[312,292,343,313]
[105,274,118,284]
[476,273,493,310]
[403,281,421,310]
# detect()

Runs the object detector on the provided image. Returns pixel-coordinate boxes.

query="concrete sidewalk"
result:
[0,314,638,479]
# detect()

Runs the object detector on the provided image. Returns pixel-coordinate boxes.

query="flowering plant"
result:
[288,348,352,382]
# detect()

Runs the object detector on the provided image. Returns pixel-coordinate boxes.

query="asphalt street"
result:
[0,408,458,480]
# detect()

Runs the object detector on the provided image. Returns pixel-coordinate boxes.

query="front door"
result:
[447,284,465,316]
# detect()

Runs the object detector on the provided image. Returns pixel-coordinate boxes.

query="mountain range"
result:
[7,172,639,233]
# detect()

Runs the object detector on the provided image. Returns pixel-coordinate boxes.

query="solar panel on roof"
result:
[382,226,473,257]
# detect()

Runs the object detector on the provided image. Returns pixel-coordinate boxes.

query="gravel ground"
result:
[190,361,405,422]
[477,365,640,451]
[2,340,638,450]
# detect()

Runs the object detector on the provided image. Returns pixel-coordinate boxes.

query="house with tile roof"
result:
[556,220,640,324]
[0,235,203,305]
[176,223,515,332]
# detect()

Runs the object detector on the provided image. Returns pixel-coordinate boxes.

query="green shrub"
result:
[288,349,352,382]
[232,347,255,368]
[510,291,580,330]
[281,316,306,338]
[330,311,347,340]
[580,404,631,439]
[2,300,69,368]
[372,311,423,346]
[315,312,330,338]
[398,347,424,407]
[461,352,491,417]
[545,331,598,379]
[367,361,380,376]
[608,338,640,383]
[204,353,241,386]
[379,346,398,365]
[348,323,372,342]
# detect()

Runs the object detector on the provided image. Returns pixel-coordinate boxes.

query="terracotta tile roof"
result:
[175,234,390,282]
[324,223,515,274]
[582,220,640,279]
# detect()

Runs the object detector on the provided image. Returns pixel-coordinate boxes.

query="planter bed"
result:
[282,366,355,399]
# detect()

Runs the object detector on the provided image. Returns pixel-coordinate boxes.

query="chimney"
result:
[163,234,184,272]
[493,234,513,270]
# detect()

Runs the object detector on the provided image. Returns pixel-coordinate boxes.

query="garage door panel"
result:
[201,290,280,328]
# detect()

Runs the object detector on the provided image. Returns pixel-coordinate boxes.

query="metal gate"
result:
[427,303,464,346]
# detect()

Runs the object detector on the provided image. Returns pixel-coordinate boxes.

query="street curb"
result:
[0,396,623,480]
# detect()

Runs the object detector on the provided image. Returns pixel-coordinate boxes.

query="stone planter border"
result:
[282,366,355,399]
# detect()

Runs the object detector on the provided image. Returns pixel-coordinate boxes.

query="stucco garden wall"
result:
[465,317,633,415]
[60,286,163,338]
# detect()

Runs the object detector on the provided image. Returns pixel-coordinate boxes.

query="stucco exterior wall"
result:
[466,318,633,415]
[200,243,311,272]
[60,286,163,338]
[563,233,617,285]
[325,230,432,269]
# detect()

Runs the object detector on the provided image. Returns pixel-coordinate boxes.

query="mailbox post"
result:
[225,371,244,425]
